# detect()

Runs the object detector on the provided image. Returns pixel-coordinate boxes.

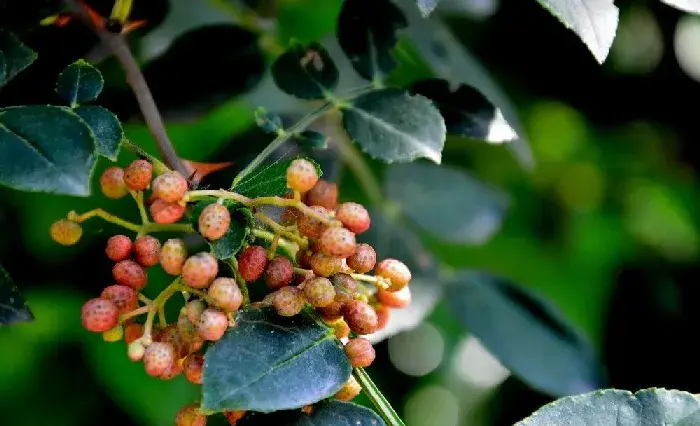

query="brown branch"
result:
[62,0,190,181]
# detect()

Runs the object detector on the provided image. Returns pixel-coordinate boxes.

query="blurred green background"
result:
[3,0,700,424]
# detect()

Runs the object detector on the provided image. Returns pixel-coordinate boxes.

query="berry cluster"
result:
[54,157,413,424]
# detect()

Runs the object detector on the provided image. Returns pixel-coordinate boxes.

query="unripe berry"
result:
[125,323,144,344]
[297,206,331,239]
[176,404,207,426]
[376,259,411,291]
[50,219,82,246]
[101,284,138,314]
[113,260,148,291]
[199,203,231,241]
[100,166,129,199]
[309,252,342,277]
[273,286,304,317]
[124,159,153,191]
[336,202,371,234]
[128,340,146,361]
[330,318,350,340]
[303,277,335,308]
[103,324,124,342]
[81,298,119,332]
[335,376,361,402]
[106,234,132,262]
[305,179,338,210]
[376,286,411,308]
[152,171,188,203]
[237,245,268,282]
[182,252,219,289]
[345,337,375,368]
[286,158,318,192]
[319,227,356,259]
[331,273,359,306]
[198,308,228,341]
[178,314,198,345]
[342,300,378,335]
[133,235,161,267]
[150,198,186,224]
[374,304,391,330]
[209,277,243,312]
[223,411,246,425]
[183,353,204,384]
[143,342,175,377]
[183,299,206,324]
[265,256,294,290]
[347,243,376,273]
[160,238,188,275]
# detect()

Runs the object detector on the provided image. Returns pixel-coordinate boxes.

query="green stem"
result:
[143,223,195,234]
[251,228,299,259]
[226,258,250,306]
[231,101,335,187]
[353,368,405,426]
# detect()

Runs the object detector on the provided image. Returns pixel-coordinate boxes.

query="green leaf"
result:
[336,0,408,81]
[190,200,250,260]
[254,107,284,134]
[536,0,619,64]
[237,400,385,425]
[272,42,339,100]
[658,0,700,13]
[232,157,322,198]
[342,88,446,164]
[416,0,440,16]
[0,30,37,87]
[201,308,351,413]
[445,270,606,397]
[385,162,507,244]
[0,265,33,325]
[0,105,96,196]
[410,78,518,143]
[0,52,6,84]
[516,388,700,425]
[74,106,123,161]
[55,59,104,107]
[294,130,328,150]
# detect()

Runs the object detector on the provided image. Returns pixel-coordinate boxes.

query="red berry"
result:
[346,243,376,273]
[183,299,206,324]
[100,167,129,199]
[297,206,331,239]
[272,286,304,317]
[302,277,335,308]
[183,353,204,385]
[335,376,361,402]
[237,245,268,282]
[345,337,375,368]
[50,219,82,246]
[134,235,161,267]
[374,304,391,330]
[152,171,188,203]
[336,202,371,234]
[319,227,356,259]
[198,203,231,241]
[342,300,378,335]
[106,235,132,262]
[157,324,189,359]
[150,198,186,224]
[128,341,146,361]
[182,252,219,289]
[209,277,243,312]
[159,359,184,380]
[198,308,228,341]
[309,252,342,277]
[113,260,148,290]
[101,285,138,315]
[81,298,119,332]
[375,259,411,291]
[223,411,246,425]
[305,180,338,210]
[286,158,319,192]
[124,159,153,191]
[160,238,187,275]
[125,323,144,344]
[265,256,294,290]
[143,342,175,377]
[376,286,411,308]
[176,404,207,426]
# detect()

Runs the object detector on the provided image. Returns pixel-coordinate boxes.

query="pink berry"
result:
[198,203,231,241]
[160,238,188,275]
[237,245,268,282]
[309,252,342,277]
[319,227,356,259]
[183,299,206,324]
[346,243,376,273]
[286,158,318,192]
[150,199,186,224]
[208,277,243,312]
[265,256,294,290]
[105,235,132,262]
[133,235,161,267]
[297,206,331,239]
[181,252,219,289]
[152,171,188,203]
[342,300,378,335]
[101,285,138,315]
[305,180,338,210]
[124,159,153,191]
[112,260,148,290]
[376,286,411,308]
[375,259,411,291]
[272,286,304,317]
[198,308,228,341]
[81,298,119,332]
[344,337,375,368]
[374,304,391,330]
[335,202,371,234]
[143,342,175,377]
[302,277,335,308]
[100,167,129,199]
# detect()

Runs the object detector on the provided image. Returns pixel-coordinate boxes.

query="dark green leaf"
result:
[342,88,445,164]
[336,0,408,81]
[446,270,606,397]
[0,105,96,196]
[416,0,440,16]
[410,78,518,143]
[201,308,351,413]
[294,130,328,150]
[0,52,6,84]
[385,162,507,244]
[237,401,385,425]
[190,200,250,260]
[536,0,618,63]
[55,59,104,107]
[232,157,322,198]
[516,388,700,425]
[658,0,700,13]
[0,265,33,325]
[272,42,338,100]
[0,30,37,87]
[254,107,284,134]
[74,106,123,161]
